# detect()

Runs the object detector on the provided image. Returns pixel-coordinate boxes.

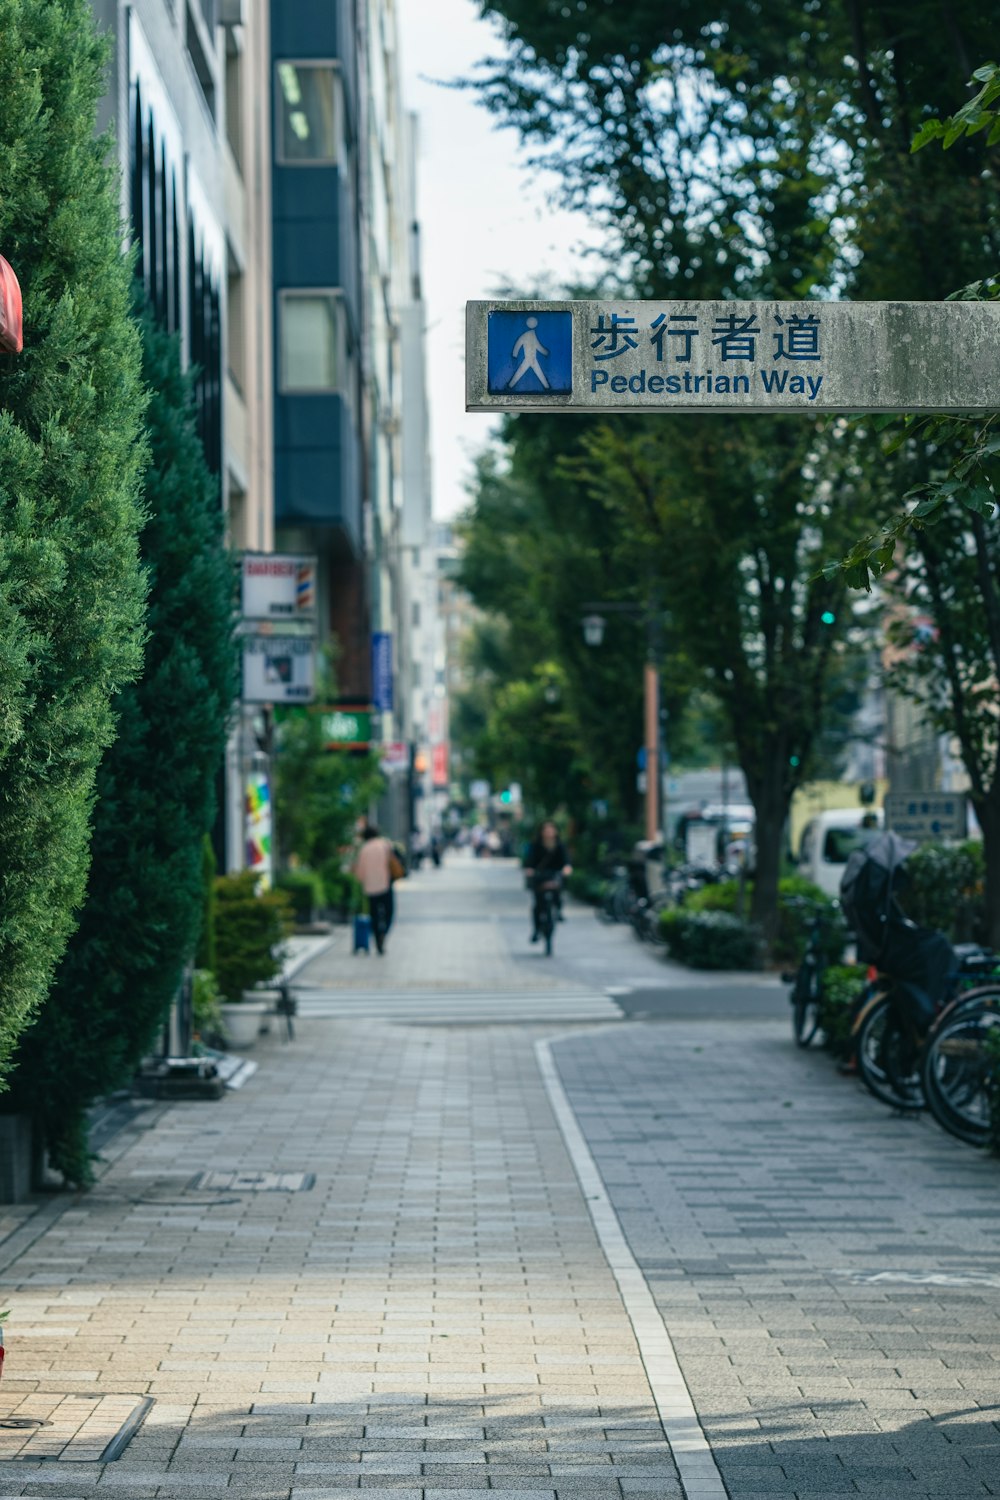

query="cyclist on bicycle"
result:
[523,820,572,943]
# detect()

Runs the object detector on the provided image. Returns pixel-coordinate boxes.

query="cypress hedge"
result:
[0,0,148,1075]
[8,302,237,1185]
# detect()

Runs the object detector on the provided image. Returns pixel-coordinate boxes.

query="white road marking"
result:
[292,989,622,1023]
[536,1034,728,1500]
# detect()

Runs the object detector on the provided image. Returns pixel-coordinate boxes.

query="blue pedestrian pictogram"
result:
[487,310,573,395]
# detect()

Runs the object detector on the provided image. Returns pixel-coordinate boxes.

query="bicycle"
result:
[921,985,1000,1146]
[534,876,562,956]
[782,897,855,1048]
[597,864,639,925]
[851,947,1000,1112]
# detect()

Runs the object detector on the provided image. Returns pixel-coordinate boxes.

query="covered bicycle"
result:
[839,832,998,1117]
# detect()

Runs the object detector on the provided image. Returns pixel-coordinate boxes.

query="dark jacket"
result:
[525,839,569,875]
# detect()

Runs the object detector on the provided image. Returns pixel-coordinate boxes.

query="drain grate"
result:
[189,1169,315,1193]
[0,1393,152,1462]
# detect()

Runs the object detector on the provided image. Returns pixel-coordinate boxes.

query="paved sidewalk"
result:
[552,1023,1000,1500]
[0,1014,682,1498]
[5,855,1000,1500]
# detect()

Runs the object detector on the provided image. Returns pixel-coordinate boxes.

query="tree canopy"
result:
[458,1,998,944]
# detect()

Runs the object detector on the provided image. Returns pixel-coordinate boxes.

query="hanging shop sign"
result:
[320,707,372,749]
[372,631,394,712]
[242,633,315,703]
[241,552,317,622]
[0,254,23,354]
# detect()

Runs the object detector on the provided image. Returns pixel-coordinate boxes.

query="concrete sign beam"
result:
[466,299,999,415]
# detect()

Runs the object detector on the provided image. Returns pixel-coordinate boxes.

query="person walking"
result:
[354,822,395,955]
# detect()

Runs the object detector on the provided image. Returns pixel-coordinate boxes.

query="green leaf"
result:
[958,484,997,517]
[910,118,945,152]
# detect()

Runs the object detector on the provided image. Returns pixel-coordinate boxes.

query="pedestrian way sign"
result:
[487,309,573,394]
[469,297,1000,414]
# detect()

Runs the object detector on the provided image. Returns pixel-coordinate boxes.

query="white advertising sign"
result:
[241,553,317,621]
[242,634,315,704]
[380,742,410,774]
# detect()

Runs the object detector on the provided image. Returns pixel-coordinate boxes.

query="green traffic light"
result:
[820,610,836,625]
[499,790,512,804]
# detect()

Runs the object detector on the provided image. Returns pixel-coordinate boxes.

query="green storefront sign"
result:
[321,708,372,746]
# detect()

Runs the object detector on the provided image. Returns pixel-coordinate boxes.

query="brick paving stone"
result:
[552,1021,1000,1500]
[0,861,680,1500]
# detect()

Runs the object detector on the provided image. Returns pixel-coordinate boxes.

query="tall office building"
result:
[270,0,369,699]
[92,0,276,871]
[270,0,435,845]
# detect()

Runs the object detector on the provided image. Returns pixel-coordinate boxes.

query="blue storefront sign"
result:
[372,631,393,713]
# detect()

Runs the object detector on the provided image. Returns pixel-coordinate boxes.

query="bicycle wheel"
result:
[791,961,822,1048]
[923,1004,999,1147]
[855,994,925,1111]
[646,893,673,947]
[537,897,555,955]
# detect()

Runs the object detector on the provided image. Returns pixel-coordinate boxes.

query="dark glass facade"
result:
[270,0,363,548]
[129,77,223,482]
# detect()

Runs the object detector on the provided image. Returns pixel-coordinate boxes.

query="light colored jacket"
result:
[354,837,392,896]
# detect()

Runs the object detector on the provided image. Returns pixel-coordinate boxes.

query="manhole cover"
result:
[189,1169,315,1192]
[0,1394,152,1462]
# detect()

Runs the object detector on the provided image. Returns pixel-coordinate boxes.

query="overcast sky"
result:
[396,0,598,521]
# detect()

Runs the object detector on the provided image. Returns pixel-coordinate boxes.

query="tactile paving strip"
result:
[0,1392,152,1462]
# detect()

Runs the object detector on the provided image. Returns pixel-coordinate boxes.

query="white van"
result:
[798,808,882,899]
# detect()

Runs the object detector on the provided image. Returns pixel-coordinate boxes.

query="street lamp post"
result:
[582,599,663,843]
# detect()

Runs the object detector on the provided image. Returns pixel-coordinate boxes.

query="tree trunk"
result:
[748,762,790,953]
[973,791,1000,952]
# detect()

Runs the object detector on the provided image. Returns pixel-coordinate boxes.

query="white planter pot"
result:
[220,1000,269,1048]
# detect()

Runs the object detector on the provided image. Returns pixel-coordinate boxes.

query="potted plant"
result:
[214,874,292,1046]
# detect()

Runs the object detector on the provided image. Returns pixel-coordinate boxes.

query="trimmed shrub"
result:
[191,969,224,1044]
[4,299,237,1186]
[682,874,845,966]
[660,909,764,970]
[275,869,325,925]
[214,874,293,1003]
[0,0,148,1080]
[320,862,365,916]
[566,869,606,906]
[818,964,868,1058]
[903,841,986,944]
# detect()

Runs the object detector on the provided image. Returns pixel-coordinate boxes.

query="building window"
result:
[412,601,421,629]
[186,2,216,120]
[279,292,341,392]
[276,62,337,163]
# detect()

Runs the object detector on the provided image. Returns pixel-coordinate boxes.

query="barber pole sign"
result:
[0,255,23,354]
